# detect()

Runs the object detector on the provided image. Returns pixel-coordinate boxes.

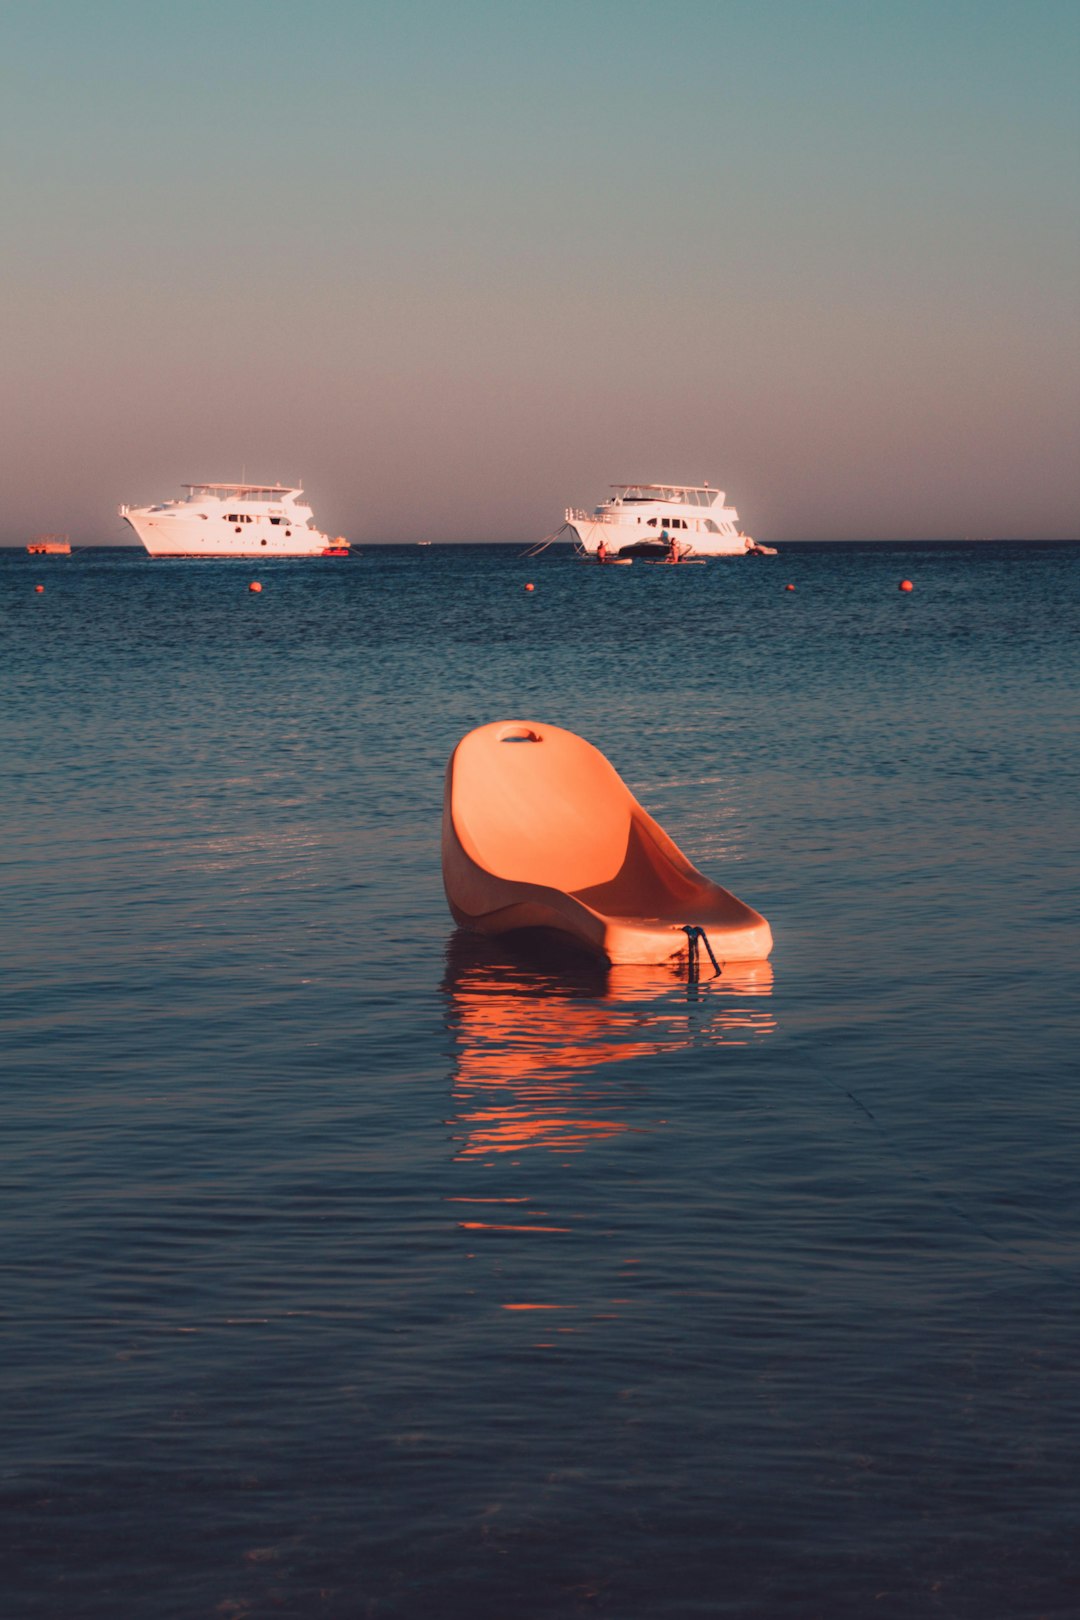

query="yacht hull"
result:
[568,518,751,559]
[122,514,328,557]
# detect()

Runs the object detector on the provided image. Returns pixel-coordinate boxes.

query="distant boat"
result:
[442,719,773,966]
[563,483,774,558]
[119,483,347,558]
[26,534,71,555]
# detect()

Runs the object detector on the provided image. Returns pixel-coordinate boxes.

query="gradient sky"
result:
[2,0,1077,542]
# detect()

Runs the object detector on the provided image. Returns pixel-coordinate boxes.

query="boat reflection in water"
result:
[441,930,775,1160]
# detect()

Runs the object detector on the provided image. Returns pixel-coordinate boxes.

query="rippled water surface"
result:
[3,542,1078,1618]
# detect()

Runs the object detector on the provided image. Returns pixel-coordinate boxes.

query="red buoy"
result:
[249,581,262,593]
[525,582,535,592]
[785,583,795,592]
[34,584,44,593]
[899,579,914,592]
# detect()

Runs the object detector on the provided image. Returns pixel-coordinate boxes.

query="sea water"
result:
[2,541,1078,1619]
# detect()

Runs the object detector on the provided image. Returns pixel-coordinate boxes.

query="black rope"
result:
[682,924,722,980]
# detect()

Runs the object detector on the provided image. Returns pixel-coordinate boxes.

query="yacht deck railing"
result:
[566,508,622,524]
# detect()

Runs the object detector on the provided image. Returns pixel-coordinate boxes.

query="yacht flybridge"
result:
[565,484,773,559]
[119,483,347,558]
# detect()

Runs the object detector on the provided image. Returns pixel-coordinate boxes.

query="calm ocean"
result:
[2,541,1078,1620]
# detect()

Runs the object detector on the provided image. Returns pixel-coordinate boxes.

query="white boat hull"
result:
[122,513,328,557]
[568,518,752,558]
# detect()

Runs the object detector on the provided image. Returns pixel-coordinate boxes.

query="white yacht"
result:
[564,483,773,558]
[119,483,347,558]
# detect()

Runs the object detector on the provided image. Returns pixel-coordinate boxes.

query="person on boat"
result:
[664,528,679,564]
[596,537,608,564]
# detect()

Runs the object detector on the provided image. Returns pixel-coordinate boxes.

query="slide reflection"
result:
[441,931,775,1158]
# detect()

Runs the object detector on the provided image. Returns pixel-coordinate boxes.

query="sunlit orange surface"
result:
[442,719,773,964]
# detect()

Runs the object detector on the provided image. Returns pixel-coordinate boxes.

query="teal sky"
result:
[2,0,1077,541]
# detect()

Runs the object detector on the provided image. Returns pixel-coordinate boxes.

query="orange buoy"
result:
[784,583,795,591]
[899,579,914,592]
[524,582,535,592]
[34,584,44,593]
[249,581,262,593]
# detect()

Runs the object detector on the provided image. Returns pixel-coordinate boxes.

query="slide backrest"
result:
[449,721,633,892]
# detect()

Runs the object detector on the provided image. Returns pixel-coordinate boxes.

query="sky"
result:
[1,0,1077,543]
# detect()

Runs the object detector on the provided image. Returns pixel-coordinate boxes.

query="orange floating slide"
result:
[442,720,773,967]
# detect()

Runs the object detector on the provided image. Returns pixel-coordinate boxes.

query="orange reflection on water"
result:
[501,1303,568,1311]
[457,1220,572,1233]
[442,932,775,1159]
[444,1196,530,1205]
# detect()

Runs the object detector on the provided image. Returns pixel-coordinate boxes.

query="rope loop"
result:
[682,924,723,980]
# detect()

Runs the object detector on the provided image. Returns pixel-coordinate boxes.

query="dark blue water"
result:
[3,542,1078,1619]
